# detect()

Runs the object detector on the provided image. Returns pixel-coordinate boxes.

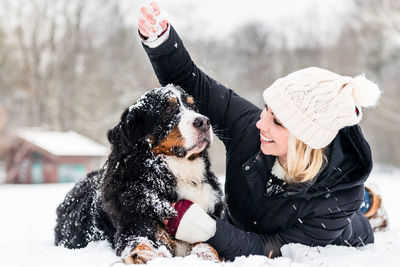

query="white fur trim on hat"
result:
[263,67,381,149]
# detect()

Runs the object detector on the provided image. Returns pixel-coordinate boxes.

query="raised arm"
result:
[139,3,261,150]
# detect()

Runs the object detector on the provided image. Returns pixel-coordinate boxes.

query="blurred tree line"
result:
[0,0,399,172]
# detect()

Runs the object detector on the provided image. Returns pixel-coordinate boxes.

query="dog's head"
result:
[107,84,213,159]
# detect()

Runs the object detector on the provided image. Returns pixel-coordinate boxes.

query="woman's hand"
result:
[138,2,168,41]
[165,199,216,244]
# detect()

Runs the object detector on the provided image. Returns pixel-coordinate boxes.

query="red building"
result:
[6,128,109,183]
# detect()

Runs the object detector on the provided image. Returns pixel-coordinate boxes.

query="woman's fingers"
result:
[150,2,160,16]
[138,18,151,37]
[138,2,168,38]
[150,2,167,31]
[140,6,156,25]
[138,13,157,37]
[160,19,168,31]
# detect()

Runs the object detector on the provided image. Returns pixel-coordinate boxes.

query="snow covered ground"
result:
[1,167,400,267]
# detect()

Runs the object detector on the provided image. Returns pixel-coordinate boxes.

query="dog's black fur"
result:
[55,85,224,256]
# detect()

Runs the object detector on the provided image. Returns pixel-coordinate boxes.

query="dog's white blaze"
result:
[169,88,195,148]
[178,109,204,149]
[169,86,213,150]
[164,156,218,213]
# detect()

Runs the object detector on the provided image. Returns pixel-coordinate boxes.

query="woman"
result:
[138,2,386,260]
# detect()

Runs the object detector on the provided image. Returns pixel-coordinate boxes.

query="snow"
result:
[1,167,400,267]
[129,84,182,112]
[17,128,109,157]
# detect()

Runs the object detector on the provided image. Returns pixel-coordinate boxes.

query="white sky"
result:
[0,0,354,49]
[122,0,353,47]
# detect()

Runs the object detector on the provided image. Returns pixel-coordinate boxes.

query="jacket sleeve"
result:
[207,218,284,261]
[142,25,261,149]
[207,193,364,261]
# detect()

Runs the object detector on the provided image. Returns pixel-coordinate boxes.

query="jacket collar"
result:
[253,125,373,198]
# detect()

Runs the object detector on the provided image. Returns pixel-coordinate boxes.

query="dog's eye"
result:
[164,105,177,117]
[164,101,178,118]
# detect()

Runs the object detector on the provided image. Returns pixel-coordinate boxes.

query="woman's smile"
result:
[256,106,289,164]
[260,132,275,143]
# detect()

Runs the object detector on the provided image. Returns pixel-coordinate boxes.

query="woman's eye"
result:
[274,119,282,126]
[166,107,173,114]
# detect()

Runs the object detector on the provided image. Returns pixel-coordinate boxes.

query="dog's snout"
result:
[193,117,210,131]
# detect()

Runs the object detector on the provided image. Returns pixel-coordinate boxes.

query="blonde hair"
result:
[282,133,327,184]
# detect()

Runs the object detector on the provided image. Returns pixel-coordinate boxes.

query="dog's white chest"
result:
[164,156,217,213]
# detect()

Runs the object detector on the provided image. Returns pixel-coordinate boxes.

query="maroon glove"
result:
[166,199,194,237]
[165,199,216,244]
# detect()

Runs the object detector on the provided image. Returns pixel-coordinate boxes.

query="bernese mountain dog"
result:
[54,84,224,263]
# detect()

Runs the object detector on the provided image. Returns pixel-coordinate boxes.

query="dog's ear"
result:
[107,126,119,146]
[107,108,145,152]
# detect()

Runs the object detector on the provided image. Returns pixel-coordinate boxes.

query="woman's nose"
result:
[256,119,262,129]
[256,118,266,130]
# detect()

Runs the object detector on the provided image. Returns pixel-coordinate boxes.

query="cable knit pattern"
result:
[263,67,381,149]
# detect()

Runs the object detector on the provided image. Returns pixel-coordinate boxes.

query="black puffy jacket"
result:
[142,26,374,260]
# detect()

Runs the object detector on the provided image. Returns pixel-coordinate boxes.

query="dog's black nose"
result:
[193,117,210,131]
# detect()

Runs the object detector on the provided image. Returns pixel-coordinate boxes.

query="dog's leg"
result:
[55,172,101,248]
[118,225,173,264]
[155,227,176,252]
[122,238,173,264]
[155,227,192,257]
[189,243,220,262]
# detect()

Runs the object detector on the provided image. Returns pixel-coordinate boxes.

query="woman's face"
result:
[256,105,289,164]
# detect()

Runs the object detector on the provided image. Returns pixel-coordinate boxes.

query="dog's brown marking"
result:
[187,96,194,105]
[168,97,178,103]
[123,243,158,264]
[190,243,220,262]
[152,126,185,156]
[122,229,177,264]
[163,97,179,119]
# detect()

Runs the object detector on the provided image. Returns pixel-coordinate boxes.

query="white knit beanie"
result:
[263,67,381,149]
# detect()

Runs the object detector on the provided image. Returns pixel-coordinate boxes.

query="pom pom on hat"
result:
[263,67,382,149]
[351,74,381,107]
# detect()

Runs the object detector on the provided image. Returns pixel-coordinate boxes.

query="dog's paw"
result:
[122,243,158,264]
[122,242,172,264]
[190,243,220,262]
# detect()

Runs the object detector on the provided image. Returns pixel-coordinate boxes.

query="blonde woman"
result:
[138,2,387,260]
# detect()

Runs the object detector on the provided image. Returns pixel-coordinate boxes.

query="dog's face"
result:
[108,84,213,159]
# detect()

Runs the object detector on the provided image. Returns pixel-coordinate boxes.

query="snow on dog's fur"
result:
[54,85,224,262]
